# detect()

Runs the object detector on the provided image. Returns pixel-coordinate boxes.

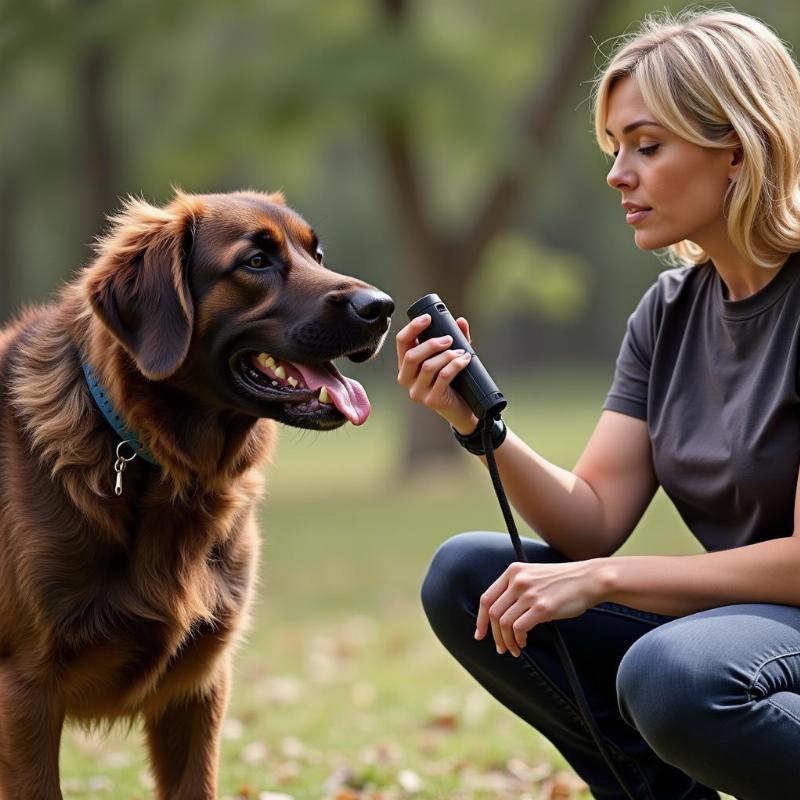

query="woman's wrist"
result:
[451,413,480,436]
[452,418,507,456]
[588,558,620,605]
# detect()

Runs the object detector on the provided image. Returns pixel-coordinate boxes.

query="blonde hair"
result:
[592,6,800,268]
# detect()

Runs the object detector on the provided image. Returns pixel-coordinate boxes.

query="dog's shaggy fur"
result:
[0,190,392,799]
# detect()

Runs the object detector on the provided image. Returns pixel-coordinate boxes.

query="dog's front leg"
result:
[0,664,65,800]
[144,658,231,800]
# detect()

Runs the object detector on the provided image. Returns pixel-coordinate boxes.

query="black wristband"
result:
[451,418,507,456]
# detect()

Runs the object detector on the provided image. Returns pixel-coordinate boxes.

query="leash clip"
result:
[113,440,138,496]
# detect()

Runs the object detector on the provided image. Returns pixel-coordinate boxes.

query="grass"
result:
[57,367,732,799]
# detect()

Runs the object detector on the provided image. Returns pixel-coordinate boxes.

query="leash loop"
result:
[480,413,638,800]
[113,440,138,496]
[116,440,139,463]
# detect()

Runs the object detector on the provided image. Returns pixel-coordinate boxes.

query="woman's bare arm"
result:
[397,315,659,560]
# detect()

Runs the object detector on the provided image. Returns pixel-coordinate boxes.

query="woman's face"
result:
[605,76,740,252]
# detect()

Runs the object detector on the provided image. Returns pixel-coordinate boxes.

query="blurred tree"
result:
[376,0,614,467]
[78,0,119,237]
[3,0,796,471]
[0,169,15,322]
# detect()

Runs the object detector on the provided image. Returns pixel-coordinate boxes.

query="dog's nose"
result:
[349,289,394,326]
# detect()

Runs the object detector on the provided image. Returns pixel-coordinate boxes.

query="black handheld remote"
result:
[406,293,507,420]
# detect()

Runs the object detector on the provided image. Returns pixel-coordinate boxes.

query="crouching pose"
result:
[398,8,800,799]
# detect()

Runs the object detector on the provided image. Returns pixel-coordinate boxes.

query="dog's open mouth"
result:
[238,352,370,426]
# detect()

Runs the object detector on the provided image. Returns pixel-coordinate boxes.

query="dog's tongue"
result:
[293,362,371,426]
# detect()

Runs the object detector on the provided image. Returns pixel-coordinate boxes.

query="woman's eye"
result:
[611,144,659,160]
[314,248,324,264]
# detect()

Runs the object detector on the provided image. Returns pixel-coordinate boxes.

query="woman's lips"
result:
[626,208,651,224]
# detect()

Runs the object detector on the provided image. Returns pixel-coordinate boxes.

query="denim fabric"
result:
[421,531,800,800]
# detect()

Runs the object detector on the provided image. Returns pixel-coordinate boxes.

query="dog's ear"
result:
[86,192,202,381]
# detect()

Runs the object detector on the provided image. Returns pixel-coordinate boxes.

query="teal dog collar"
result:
[81,360,158,467]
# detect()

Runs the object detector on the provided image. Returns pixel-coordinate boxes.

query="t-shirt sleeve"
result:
[601,282,661,421]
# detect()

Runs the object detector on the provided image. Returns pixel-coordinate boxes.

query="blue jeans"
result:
[421,531,800,800]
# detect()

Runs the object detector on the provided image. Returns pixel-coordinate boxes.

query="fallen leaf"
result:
[254,675,304,705]
[274,761,301,783]
[506,757,552,783]
[323,764,354,794]
[541,770,589,799]
[87,775,113,792]
[426,693,460,730]
[359,743,402,766]
[241,740,270,765]
[222,718,244,741]
[396,768,423,793]
[331,790,360,800]
[280,736,305,760]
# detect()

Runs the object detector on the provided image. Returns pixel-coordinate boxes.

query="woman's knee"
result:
[616,619,740,763]
[420,532,564,635]
[422,532,497,626]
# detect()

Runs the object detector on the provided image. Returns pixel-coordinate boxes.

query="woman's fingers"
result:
[476,564,548,658]
[475,573,504,641]
[397,335,454,386]
[407,348,464,401]
[488,593,517,656]
[497,601,525,657]
[498,601,539,656]
[476,570,516,654]
[395,314,432,369]
[509,608,542,651]
[424,351,472,405]
[396,315,474,378]
[396,313,478,424]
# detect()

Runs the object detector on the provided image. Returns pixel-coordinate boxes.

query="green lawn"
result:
[58,368,733,800]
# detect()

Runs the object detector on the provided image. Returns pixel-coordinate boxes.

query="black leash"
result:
[480,414,639,800]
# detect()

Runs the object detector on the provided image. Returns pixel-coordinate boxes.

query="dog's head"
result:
[86,190,393,431]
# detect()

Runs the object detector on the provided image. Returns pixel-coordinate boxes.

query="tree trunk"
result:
[377,0,616,471]
[0,168,15,323]
[401,245,475,471]
[77,0,118,244]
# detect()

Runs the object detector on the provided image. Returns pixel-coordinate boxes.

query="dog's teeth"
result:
[287,377,298,388]
[319,386,331,404]
[265,356,276,368]
[274,366,286,380]
[257,353,269,366]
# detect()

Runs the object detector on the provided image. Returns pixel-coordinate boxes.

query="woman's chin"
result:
[633,230,671,251]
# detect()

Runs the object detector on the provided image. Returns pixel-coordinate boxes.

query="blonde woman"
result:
[396,8,800,799]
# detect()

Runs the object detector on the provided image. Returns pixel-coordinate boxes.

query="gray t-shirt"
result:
[603,253,800,552]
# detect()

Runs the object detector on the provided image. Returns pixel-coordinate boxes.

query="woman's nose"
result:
[607,157,635,191]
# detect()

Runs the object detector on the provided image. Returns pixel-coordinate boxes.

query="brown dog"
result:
[0,190,393,799]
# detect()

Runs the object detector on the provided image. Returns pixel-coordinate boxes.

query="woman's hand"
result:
[395,314,479,432]
[475,559,612,657]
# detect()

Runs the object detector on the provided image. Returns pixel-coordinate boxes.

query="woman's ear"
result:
[729,146,744,181]
[86,193,201,380]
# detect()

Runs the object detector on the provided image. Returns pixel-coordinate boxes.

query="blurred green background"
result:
[3,1,796,797]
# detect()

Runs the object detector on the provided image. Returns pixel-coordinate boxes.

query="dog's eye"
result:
[247,254,266,269]
[314,248,324,264]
